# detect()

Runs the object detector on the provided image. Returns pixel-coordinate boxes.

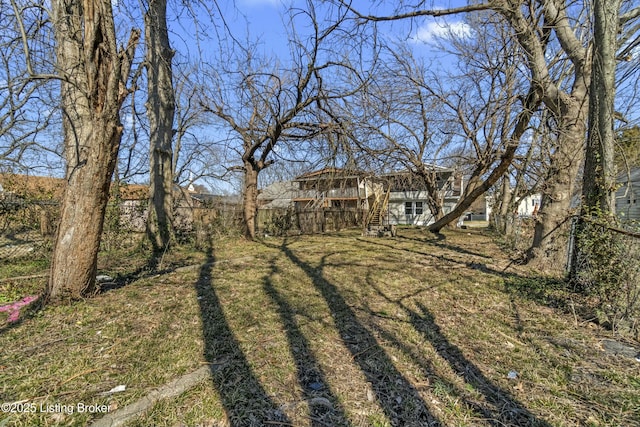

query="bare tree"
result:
[1,0,60,173]
[144,0,176,252]
[200,2,362,239]
[339,0,640,268]
[47,0,139,301]
[354,44,454,221]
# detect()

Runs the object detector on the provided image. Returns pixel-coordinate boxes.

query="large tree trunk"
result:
[145,0,176,252]
[243,162,259,240]
[47,0,139,301]
[528,117,586,269]
[581,0,620,216]
[494,176,513,235]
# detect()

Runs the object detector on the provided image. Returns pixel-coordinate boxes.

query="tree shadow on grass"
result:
[98,251,182,293]
[262,255,353,427]
[408,301,552,427]
[195,247,290,426]
[357,237,524,281]
[278,240,442,427]
[364,274,552,426]
[396,232,493,260]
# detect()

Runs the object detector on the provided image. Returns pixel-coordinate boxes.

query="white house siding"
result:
[387,191,456,226]
[517,194,542,217]
[616,168,640,222]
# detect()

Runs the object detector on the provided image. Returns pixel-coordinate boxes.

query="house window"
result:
[415,202,423,215]
[405,202,413,215]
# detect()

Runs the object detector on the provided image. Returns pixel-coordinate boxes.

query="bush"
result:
[262,208,296,237]
[572,218,640,337]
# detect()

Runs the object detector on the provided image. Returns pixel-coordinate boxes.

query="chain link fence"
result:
[568,218,640,337]
[0,196,57,260]
[0,197,247,261]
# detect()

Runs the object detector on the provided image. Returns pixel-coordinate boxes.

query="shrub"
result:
[572,218,640,337]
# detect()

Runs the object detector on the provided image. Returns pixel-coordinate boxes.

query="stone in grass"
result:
[308,381,324,391]
[601,339,639,360]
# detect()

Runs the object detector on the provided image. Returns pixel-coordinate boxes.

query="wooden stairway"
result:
[363,186,391,235]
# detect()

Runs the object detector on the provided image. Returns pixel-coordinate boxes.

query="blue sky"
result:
[200,0,474,62]
[157,0,478,192]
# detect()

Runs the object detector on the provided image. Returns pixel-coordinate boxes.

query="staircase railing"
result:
[364,185,390,230]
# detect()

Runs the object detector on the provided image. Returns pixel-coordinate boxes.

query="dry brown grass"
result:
[0,228,638,427]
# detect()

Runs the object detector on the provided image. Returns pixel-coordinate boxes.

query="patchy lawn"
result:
[1,228,638,427]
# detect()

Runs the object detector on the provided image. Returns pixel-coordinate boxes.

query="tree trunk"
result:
[428,88,541,233]
[243,162,259,240]
[581,0,620,216]
[145,0,176,252]
[528,118,586,269]
[495,177,513,235]
[48,0,139,301]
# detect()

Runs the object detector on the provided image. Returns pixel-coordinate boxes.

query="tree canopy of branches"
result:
[199,1,368,239]
[338,0,640,269]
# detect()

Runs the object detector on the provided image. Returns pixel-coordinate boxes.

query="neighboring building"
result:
[517,193,542,217]
[383,168,462,226]
[257,180,297,209]
[278,167,463,227]
[464,195,492,222]
[616,167,640,221]
[291,168,372,210]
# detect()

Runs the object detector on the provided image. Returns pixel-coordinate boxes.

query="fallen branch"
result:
[89,366,213,427]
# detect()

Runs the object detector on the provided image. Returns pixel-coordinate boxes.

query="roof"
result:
[258,181,297,200]
[0,174,65,200]
[115,184,149,200]
[379,166,455,178]
[294,168,366,181]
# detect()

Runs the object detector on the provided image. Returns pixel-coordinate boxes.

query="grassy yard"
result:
[0,228,638,426]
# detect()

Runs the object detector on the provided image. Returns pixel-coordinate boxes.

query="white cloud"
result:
[410,20,472,44]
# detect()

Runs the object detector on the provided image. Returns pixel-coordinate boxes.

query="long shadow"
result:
[396,233,493,260]
[98,253,172,293]
[195,247,290,426]
[357,236,525,281]
[262,255,353,427]
[364,275,550,426]
[279,240,442,427]
[408,301,552,427]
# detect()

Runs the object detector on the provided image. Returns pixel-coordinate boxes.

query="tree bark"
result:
[243,161,259,240]
[145,0,176,252]
[582,0,621,216]
[47,0,139,301]
[529,116,586,269]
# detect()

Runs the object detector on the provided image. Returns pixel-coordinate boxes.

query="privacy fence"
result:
[0,197,366,260]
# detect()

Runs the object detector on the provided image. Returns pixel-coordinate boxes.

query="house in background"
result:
[616,167,640,222]
[257,180,297,209]
[291,168,374,210]
[382,168,463,226]
[463,195,493,222]
[267,167,464,229]
[516,193,542,217]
